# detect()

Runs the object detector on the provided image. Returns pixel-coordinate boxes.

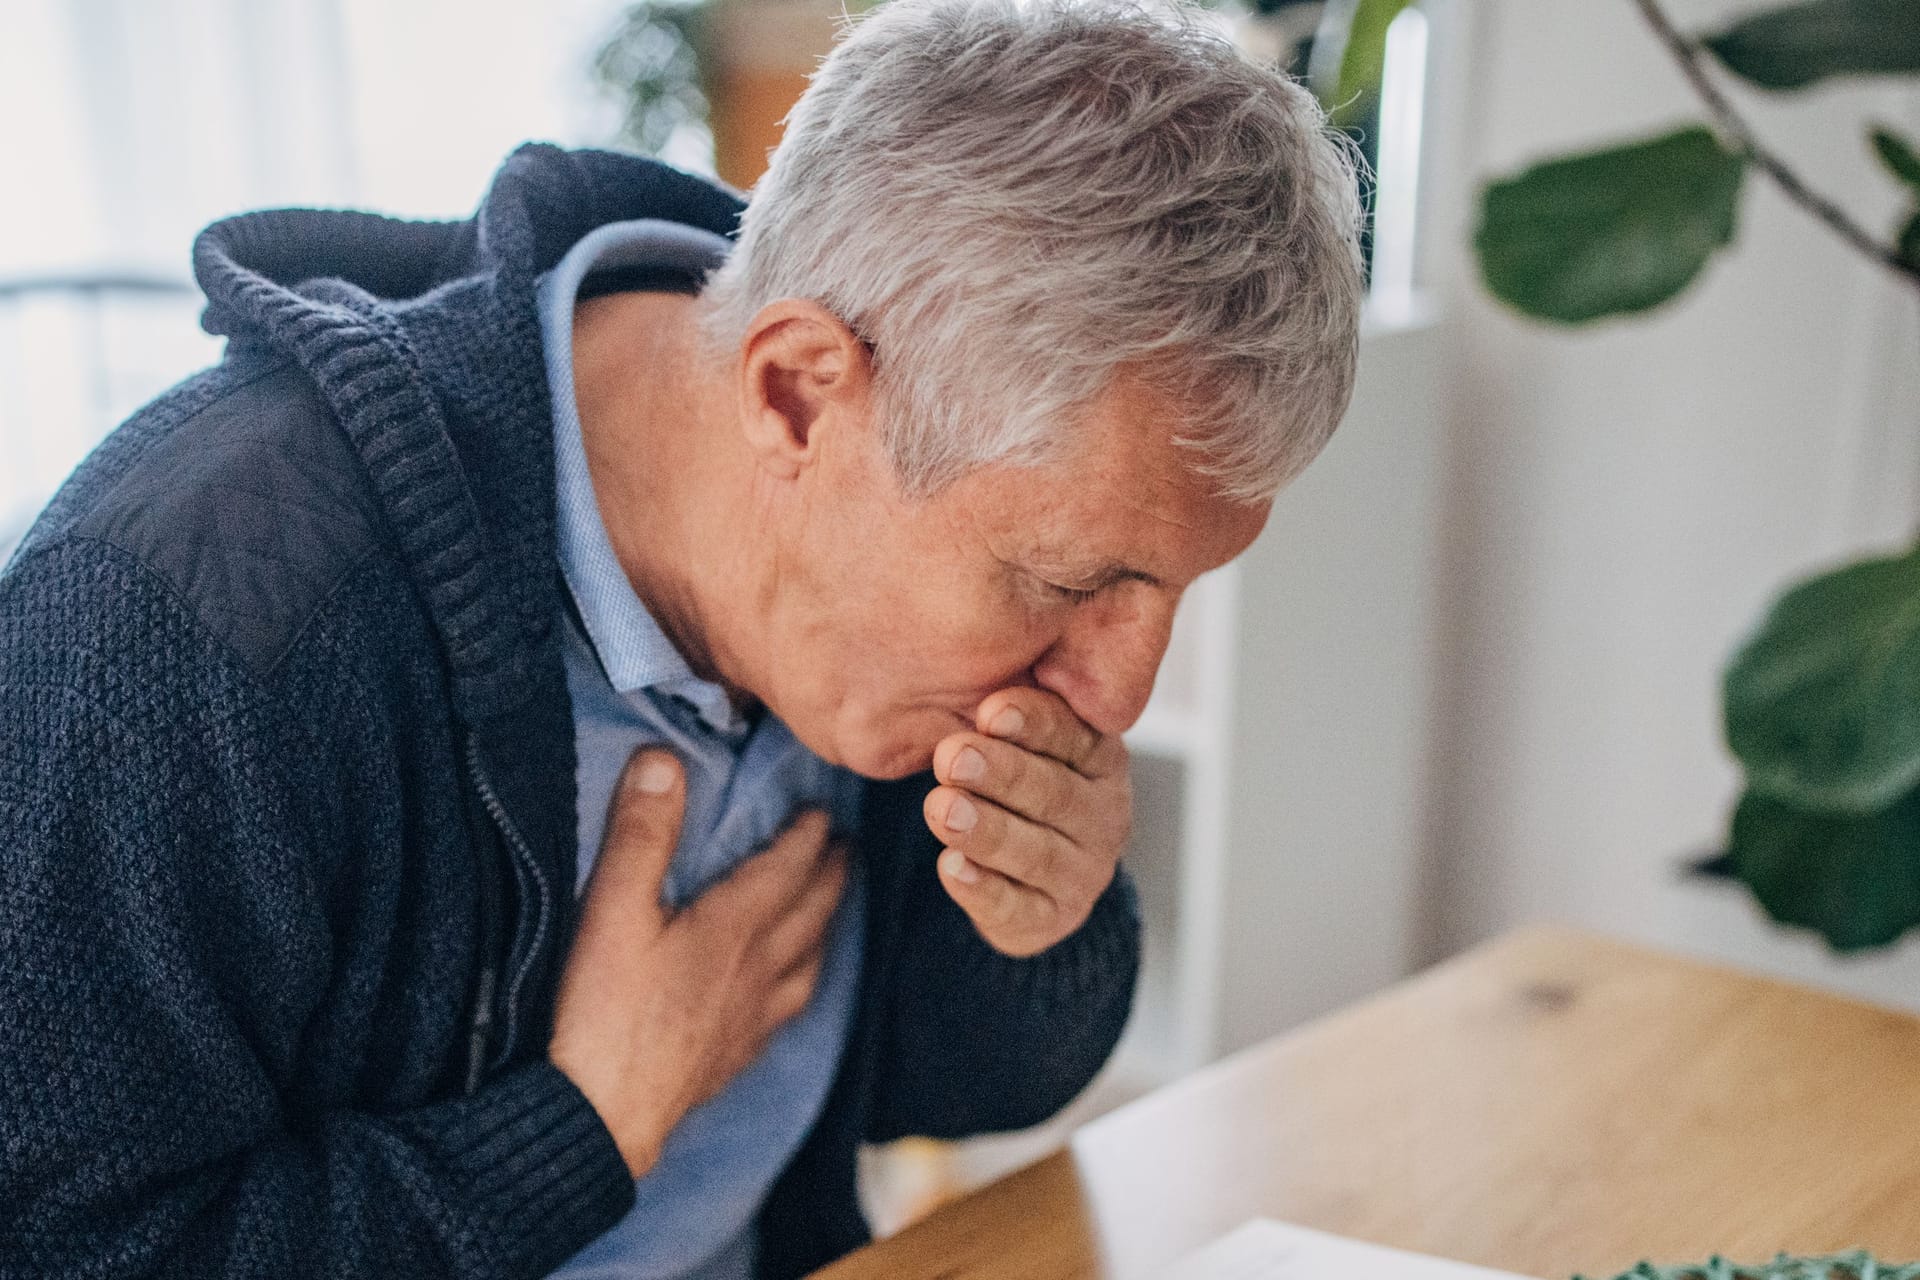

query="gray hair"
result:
[695,0,1366,503]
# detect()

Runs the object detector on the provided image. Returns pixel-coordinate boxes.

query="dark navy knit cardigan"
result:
[0,145,1139,1280]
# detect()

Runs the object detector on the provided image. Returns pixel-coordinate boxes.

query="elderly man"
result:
[0,0,1360,1277]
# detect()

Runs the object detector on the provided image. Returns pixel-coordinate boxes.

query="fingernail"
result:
[944,793,977,832]
[942,849,981,884]
[988,706,1024,737]
[950,745,986,783]
[637,757,676,794]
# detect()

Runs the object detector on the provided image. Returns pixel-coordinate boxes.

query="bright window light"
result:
[1370,4,1429,324]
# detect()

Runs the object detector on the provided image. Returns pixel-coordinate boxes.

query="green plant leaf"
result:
[1307,0,1418,126]
[1704,0,1920,91]
[1722,785,1920,951]
[1872,125,1920,192]
[592,0,713,156]
[1725,546,1920,812]
[1474,127,1746,324]
[1900,210,1920,269]
[1578,1250,1920,1279]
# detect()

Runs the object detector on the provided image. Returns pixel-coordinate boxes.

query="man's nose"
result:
[1031,592,1178,738]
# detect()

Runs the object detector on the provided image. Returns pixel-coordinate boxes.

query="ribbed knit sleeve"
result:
[863,790,1142,1142]
[397,1062,635,1277]
[0,540,632,1279]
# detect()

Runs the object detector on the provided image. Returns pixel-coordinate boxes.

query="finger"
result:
[933,731,1124,849]
[761,842,848,969]
[923,784,1108,908]
[770,947,827,1024]
[975,686,1124,779]
[717,809,833,916]
[582,748,685,928]
[935,846,1058,958]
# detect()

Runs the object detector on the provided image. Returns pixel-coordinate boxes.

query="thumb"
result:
[581,748,686,931]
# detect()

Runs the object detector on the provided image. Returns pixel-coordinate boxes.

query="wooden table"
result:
[813,927,1920,1279]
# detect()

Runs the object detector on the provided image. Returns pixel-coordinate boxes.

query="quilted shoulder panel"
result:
[73,364,389,674]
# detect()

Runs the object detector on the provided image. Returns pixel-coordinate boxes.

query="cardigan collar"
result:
[189,144,745,727]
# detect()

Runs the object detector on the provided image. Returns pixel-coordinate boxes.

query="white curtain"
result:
[0,0,629,543]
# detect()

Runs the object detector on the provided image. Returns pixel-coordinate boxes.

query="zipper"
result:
[463,966,495,1096]
[461,729,556,1092]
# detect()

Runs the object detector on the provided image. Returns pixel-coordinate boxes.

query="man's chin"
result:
[835,718,961,781]
[810,708,969,781]
[840,738,938,782]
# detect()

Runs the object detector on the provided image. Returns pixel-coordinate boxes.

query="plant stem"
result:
[1630,0,1920,289]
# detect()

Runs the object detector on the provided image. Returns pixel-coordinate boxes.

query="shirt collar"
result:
[538,218,740,732]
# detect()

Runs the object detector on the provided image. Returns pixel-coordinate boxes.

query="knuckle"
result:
[996,738,1033,792]
[1072,725,1104,772]
[1034,893,1063,932]
[1021,755,1067,819]
[970,794,1003,845]
[1005,827,1049,885]
[1042,760,1079,817]
[991,885,1024,932]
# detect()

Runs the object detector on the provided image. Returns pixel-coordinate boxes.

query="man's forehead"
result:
[1009,472,1268,582]
[948,382,1270,571]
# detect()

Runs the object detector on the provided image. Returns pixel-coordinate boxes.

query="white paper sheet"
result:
[1158,1219,1541,1280]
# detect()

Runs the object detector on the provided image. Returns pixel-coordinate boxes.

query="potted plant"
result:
[1472,0,1920,951]
[592,0,1419,194]
[593,0,868,189]
[1584,1250,1920,1279]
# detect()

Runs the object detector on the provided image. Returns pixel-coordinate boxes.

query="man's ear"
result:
[736,299,873,480]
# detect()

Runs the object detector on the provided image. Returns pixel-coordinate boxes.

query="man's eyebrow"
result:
[1044,559,1165,591]
[1023,540,1168,588]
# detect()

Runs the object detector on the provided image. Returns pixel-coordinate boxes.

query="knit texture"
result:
[0,144,1141,1280]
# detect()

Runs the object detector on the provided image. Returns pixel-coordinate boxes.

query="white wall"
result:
[1210,315,1450,1056]
[1422,0,1920,1004]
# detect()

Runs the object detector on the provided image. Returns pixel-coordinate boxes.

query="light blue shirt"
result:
[539,219,868,1280]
